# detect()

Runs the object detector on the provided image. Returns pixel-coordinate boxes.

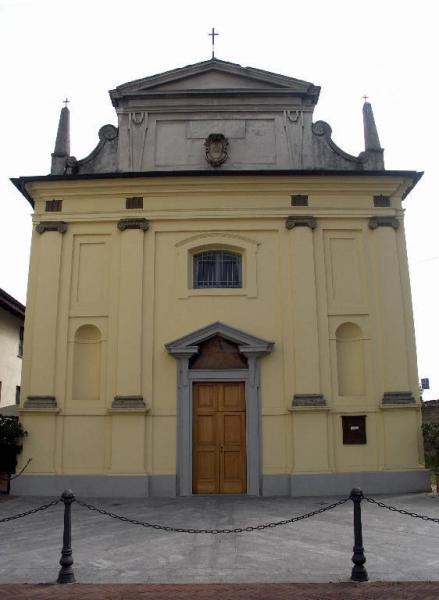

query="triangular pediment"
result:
[144,70,280,91]
[110,58,319,104]
[165,321,274,356]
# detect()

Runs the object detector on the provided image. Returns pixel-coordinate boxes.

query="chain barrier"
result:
[75,496,349,534]
[365,496,439,523]
[0,498,61,523]
[10,458,33,480]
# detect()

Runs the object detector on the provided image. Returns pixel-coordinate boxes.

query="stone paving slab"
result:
[2,582,439,600]
[1,492,439,585]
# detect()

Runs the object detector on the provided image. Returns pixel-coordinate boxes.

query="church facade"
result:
[12,59,429,497]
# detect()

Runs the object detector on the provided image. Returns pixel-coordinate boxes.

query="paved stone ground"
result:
[1,491,439,589]
[2,582,439,599]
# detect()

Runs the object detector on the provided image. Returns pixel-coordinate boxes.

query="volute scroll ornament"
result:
[368,216,399,230]
[98,124,118,142]
[35,221,68,234]
[204,133,229,167]
[312,120,332,137]
[65,156,79,175]
[285,216,317,230]
[117,218,149,231]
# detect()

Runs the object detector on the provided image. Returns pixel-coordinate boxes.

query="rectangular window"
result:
[18,326,24,357]
[342,415,366,444]
[15,386,20,405]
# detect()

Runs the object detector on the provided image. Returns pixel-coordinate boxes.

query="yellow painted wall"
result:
[18,176,424,480]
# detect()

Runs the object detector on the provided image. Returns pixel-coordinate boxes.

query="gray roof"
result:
[0,288,25,320]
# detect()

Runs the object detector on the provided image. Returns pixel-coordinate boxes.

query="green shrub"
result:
[422,422,439,472]
[0,416,27,472]
[0,416,26,448]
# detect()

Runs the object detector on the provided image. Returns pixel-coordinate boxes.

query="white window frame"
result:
[175,233,259,299]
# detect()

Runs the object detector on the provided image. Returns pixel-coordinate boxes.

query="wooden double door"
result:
[192,382,246,494]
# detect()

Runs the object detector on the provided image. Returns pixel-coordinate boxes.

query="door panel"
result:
[193,382,246,494]
[220,382,245,411]
[223,414,243,443]
[196,415,216,444]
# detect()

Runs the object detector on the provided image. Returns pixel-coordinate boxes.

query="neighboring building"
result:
[422,400,439,424]
[11,58,429,497]
[0,288,25,414]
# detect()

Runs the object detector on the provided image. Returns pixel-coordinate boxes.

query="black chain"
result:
[10,458,32,480]
[0,498,61,523]
[75,496,349,534]
[365,497,439,523]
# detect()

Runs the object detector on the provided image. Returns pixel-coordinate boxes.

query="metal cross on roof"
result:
[63,98,70,107]
[362,95,369,103]
[209,27,219,58]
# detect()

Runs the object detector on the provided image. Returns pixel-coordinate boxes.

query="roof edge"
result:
[0,288,25,320]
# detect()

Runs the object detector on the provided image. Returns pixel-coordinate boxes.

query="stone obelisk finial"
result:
[51,100,71,175]
[362,99,384,169]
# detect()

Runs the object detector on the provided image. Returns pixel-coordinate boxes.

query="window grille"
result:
[373,195,391,207]
[193,251,242,288]
[45,199,62,212]
[126,196,143,209]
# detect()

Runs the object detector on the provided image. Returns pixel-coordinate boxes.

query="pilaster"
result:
[27,226,64,403]
[114,224,147,402]
[287,217,321,396]
[371,221,411,394]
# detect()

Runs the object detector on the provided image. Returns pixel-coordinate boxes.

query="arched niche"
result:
[336,322,365,396]
[72,324,101,401]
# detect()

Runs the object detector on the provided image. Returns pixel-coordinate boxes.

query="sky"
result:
[0,0,438,398]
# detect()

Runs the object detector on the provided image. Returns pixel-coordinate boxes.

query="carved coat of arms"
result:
[204,133,229,167]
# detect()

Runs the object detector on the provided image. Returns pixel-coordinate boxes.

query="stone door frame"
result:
[165,321,274,496]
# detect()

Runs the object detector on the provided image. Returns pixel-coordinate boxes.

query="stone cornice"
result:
[286,215,317,230]
[23,396,59,412]
[110,396,149,412]
[35,221,67,234]
[382,391,416,406]
[292,394,326,407]
[368,216,400,230]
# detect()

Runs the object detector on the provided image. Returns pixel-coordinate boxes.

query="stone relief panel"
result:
[155,121,199,167]
[70,235,111,315]
[154,118,277,168]
[323,231,367,314]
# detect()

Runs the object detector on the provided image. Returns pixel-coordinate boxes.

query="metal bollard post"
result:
[350,487,368,582]
[57,489,76,584]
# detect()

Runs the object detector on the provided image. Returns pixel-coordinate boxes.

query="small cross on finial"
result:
[209,27,219,59]
[362,95,369,103]
[63,98,70,107]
